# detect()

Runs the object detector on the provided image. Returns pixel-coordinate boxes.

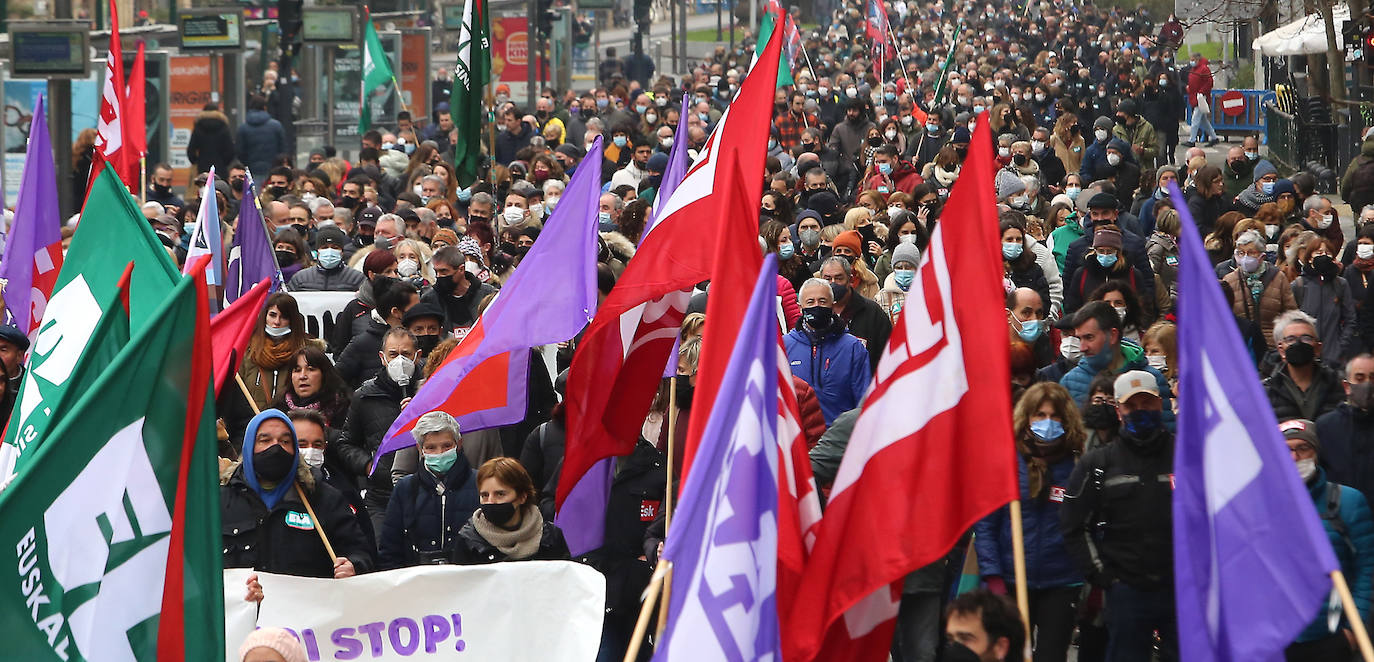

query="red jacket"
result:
[777,275,801,329]
[1187,57,1213,107]
[858,162,924,201]
[791,376,827,449]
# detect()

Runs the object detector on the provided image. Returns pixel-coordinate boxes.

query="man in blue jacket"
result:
[1058,302,1175,428]
[785,278,871,425]
[1283,418,1374,659]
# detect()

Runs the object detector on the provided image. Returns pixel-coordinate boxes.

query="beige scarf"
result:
[472,504,544,560]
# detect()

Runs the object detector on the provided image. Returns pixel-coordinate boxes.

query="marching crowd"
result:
[32,0,1374,661]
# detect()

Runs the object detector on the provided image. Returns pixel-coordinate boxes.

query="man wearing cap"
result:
[1318,354,1374,505]
[1060,369,1177,662]
[402,302,447,361]
[0,325,29,424]
[1059,301,1173,419]
[1234,159,1281,216]
[290,226,365,292]
[1061,193,1155,302]
[1111,98,1157,169]
[1282,417,1374,659]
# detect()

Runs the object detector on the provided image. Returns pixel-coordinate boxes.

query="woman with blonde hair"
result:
[1142,321,1179,397]
[1050,113,1086,175]
[973,381,1084,662]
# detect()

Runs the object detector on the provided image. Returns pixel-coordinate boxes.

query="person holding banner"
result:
[223,410,375,589]
[379,411,480,568]
[453,457,570,564]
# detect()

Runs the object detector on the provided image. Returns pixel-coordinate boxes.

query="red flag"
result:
[126,40,147,159]
[785,114,1018,662]
[558,24,784,507]
[776,334,822,662]
[209,277,270,397]
[679,151,766,481]
[94,0,135,190]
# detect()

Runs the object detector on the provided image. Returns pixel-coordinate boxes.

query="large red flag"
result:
[92,0,135,191]
[209,278,271,397]
[126,40,147,161]
[558,24,784,507]
[776,334,822,662]
[784,114,1018,662]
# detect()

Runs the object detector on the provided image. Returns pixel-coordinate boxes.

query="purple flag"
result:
[184,167,224,287]
[1171,181,1337,661]
[654,256,780,661]
[1,95,64,342]
[649,94,693,228]
[372,137,604,466]
[224,174,283,302]
[557,456,615,556]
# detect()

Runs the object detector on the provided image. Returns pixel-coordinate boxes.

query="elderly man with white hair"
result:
[783,277,872,425]
[378,410,481,569]
[1264,309,1349,422]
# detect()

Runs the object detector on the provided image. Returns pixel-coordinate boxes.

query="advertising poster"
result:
[399,30,430,117]
[166,54,223,188]
[492,17,548,84]
[1,71,100,203]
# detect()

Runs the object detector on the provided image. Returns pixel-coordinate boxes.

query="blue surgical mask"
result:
[1245,151,1260,160]
[1066,186,1081,201]
[894,268,915,290]
[778,243,796,260]
[885,92,897,101]
[636,104,648,114]
[1002,242,1024,260]
[423,447,458,474]
[1261,181,1275,195]
[1014,316,1044,342]
[878,162,893,175]
[317,247,343,269]
[457,187,473,202]
[1097,253,1119,268]
[598,211,614,231]
[1030,418,1065,441]
[699,112,711,123]
[596,97,609,108]
[973,104,986,114]
[613,135,628,148]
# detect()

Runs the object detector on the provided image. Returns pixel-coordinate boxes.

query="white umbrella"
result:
[1252,4,1350,56]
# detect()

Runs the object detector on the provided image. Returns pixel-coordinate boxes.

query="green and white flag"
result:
[451,0,490,187]
[0,269,224,660]
[0,168,179,486]
[360,12,395,133]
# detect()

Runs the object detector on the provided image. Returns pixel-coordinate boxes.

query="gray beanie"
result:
[1252,160,1278,183]
[892,242,922,268]
[995,169,1027,200]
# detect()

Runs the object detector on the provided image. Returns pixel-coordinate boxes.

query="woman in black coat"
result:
[379,411,481,568]
[1000,214,1052,308]
[453,457,570,564]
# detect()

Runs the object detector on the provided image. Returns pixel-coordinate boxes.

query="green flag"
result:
[0,270,223,661]
[360,14,395,133]
[0,168,179,484]
[451,0,490,187]
[755,10,793,87]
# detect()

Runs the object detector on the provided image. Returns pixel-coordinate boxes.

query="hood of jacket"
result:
[195,109,230,129]
[245,109,273,126]
[238,409,300,508]
[599,231,637,262]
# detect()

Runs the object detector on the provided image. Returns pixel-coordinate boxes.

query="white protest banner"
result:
[290,291,357,342]
[223,562,605,661]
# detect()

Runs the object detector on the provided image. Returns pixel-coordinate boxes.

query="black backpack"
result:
[1322,481,1358,557]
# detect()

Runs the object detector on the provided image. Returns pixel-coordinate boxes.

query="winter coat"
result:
[337,369,414,512]
[521,417,566,503]
[839,293,892,371]
[1223,264,1298,349]
[1264,360,1347,422]
[418,272,495,333]
[1034,150,1067,190]
[331,280,379,355]
[1296,469,1374,642]
[1028,239,1065,318]
[1293,274,1359,364]
[828,117,877,162]
[1112,118,1158,168]
[1146,232,1180,304]
[1062,256,1150,316]
[334,316,389,389]
[289,264,365,292]
[186,109,236,175]
[1060,340,1174,425]
[221,462,375,577]
[1186,58,1214,107]
[1346,264,1374,352]
[1319,403,1374,506]
[1049,221,1086,273]
[1342,138,1374,213]
[785,323,872,425]
[974,452,1083,589]
[1079,137,1111,179]
[1063,224,1155,302]
[791,376,827,448]
[1141,84,1184,139]
[452,516,571,564]
[858,163,924,199]
[237,338,327,413]
[1004,258,1052,316]
[377,455,480,569]
[1059,428,1175,590]
[876,273,909,323]
[1186,188,1226,237]
[236,109,287,176]
[777,275,801,329]
[494,123,534,166]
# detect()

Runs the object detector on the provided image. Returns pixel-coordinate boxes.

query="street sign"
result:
[1219,90,1246,117]
[303,7,359,44]
[7,21,89,78]
[178,9,244,51]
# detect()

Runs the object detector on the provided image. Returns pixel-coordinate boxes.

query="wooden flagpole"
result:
[1333,570,1374,662]
[654,377,680,639]
[1009,499,1032,662]
[624,559,669,662]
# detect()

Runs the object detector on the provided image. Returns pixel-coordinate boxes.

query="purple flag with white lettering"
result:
[1171,181,1337,662]
[654,256,780,661]
[1,95,64,342]
[224,174,283,302]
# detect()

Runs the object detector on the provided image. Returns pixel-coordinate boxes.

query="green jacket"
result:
[1050,222,1085,273]
[1112,118,1158,168]
[1341,137,1374,200]
[1223,159,1254,200]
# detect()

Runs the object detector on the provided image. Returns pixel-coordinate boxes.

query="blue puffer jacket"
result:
[236,109,287,176]
[784,323,872,425]
[1060,339,1175,429]
[378,453,481,569]
[1079,137,1111,179]
[974,452,1084,590]
[1297,469,1374,643]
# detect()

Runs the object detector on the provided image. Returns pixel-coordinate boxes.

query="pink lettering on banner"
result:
[286,613,468,660]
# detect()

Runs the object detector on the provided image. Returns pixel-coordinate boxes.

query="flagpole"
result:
[140,156,147,204]
[389,73,412,117]
[655,377,679,640]
[624,558,668,662]
[1008,499,1033,662]
[1333,570,1374,662]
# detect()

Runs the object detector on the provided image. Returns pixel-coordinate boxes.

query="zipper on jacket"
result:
[437,482,447,550]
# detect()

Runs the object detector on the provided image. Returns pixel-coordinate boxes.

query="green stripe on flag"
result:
[361,16,395,133]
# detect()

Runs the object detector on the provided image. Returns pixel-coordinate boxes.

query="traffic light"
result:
[633,0,651,26]
[278,0,303,45]
[1365,22,1374,64]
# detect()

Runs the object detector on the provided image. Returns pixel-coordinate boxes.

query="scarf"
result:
[471,503,544,560]
[250,336,301,372]
[1019,433,1070,499]
[1353,256,1374,272]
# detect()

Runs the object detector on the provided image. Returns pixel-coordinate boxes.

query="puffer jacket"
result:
[1223,264,1297,349]
[1060,340,1175,428]
[236,109,287,176]
[289,264,365,292]
[785,323,872,425]
[1341,137,1374,213]
[186,109,236,175]
[337,369,415,518]
[377,454,480,569]
[1319,403,1374,505]
[1049,220,1086,273]
[974,452,1083,589]
[452,512,571,564]
[330,280,378,355]
[1296,469,1374,642]
[1292,274,1359,364]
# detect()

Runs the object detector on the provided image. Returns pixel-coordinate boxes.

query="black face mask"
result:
[1312,255,1339,280]
[153,183,171,195]
[292,223,310,237]
[356,233,373,247]
[276,250,297,268]
[480,501,518,526]
[801,142,818,153]
[1082,403,1119,430]
[942,641,982,662]
[1013,153,1029,166]
[868,135,883,146]
[416,334,441,354]
[435,274,457,295]
[253,444,295,483]
[1285,340,1316,367]
[830,281,850,302]
[267,185,289,197]
[802,304,836,332]
[674,377,695,410]
[336,196,359,209]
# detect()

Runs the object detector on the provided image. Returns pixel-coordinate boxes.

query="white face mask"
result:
[1359,244,1374,260]
[1031,140,1046,153]
[412,184,424,196]
[1296,457,1317,481]
[1107,153,1122,166]
[1060,336,1082,362]
[503,207,525,225]
[886,206,903,218]
[998,147,1011,157]
[465,261,481,276]
[385,354,416,387]
[397,258,419,277]
[1265,224,1279,238]
[545,195,560,209]
[265,324,291,338]
[1146,354,1168,373]
[299,447,325,468]
[1317,214,1334,229]
[1095,129,1110,142]
[528,203,544,220]
[885,130,898,141]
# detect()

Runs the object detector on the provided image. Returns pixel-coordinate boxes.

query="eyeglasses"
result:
[1282,335,1317,345]
[1289,442,1316,455]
